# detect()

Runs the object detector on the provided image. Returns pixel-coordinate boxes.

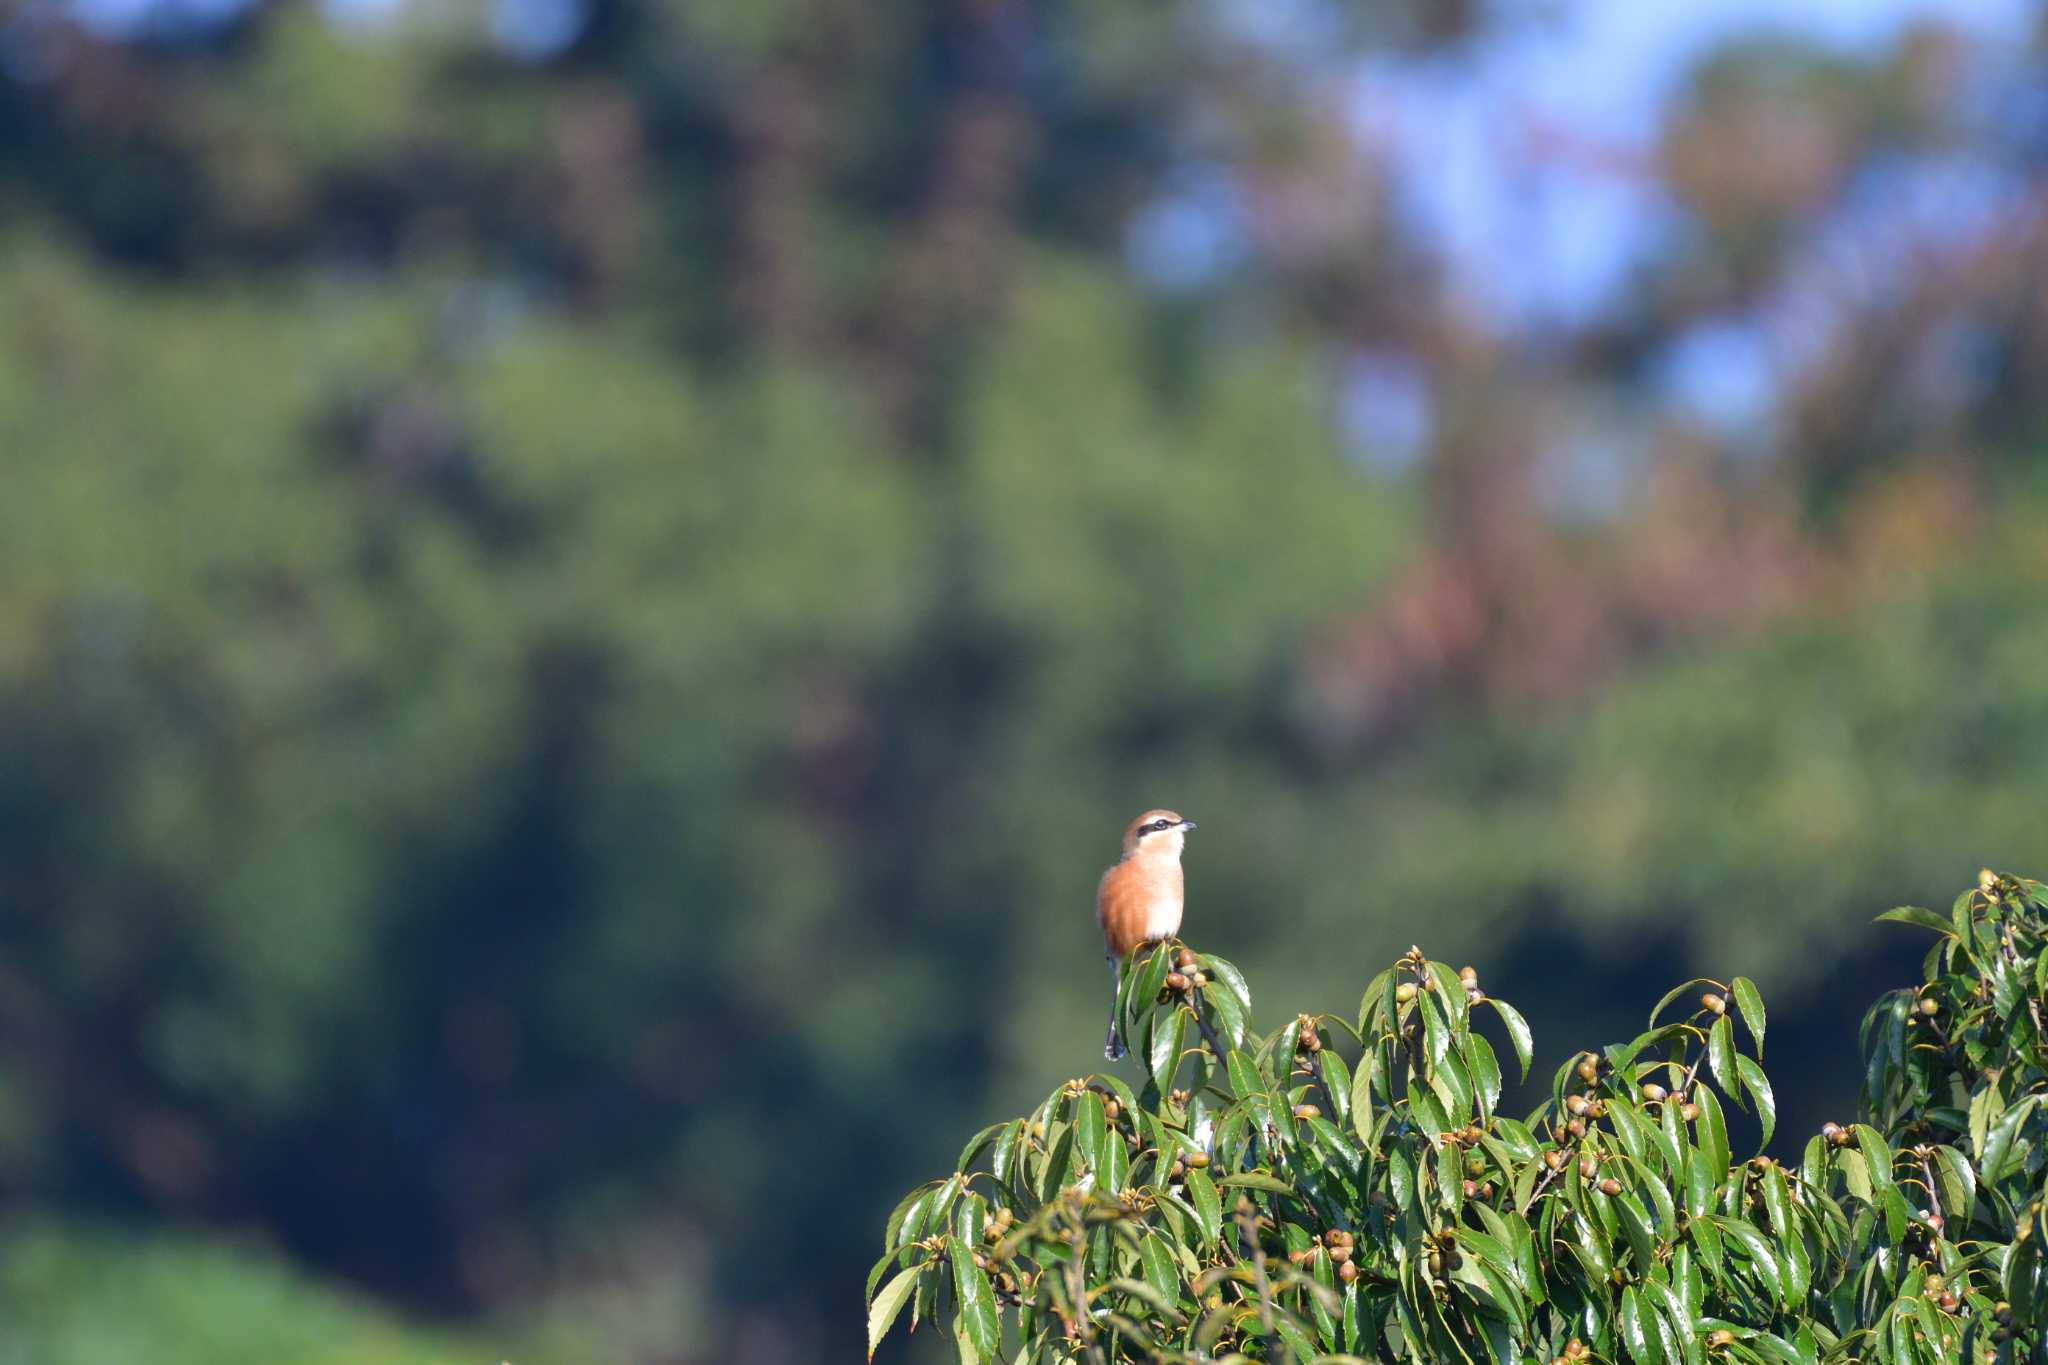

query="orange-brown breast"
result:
[1097,858,1185,959]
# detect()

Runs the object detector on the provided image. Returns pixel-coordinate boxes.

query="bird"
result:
[1097,809,1197,1060]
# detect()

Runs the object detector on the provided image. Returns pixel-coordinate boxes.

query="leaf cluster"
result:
[871,871,2048,1364]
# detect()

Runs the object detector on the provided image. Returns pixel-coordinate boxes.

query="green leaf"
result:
[1982,1095,2039,1184]
[1427,960,1469,1024]
[1854,1125,1894,1194]
[1874,906,1958,936]
[867,1262,925,1361]
[1272,1315,1319,1364]
[1731,977,1766,1057]
[956,1121,1007,1174]
[1408,1085,1449,1143]
[1930,1145,1977,1229]
[1734,1055,1776,1151]
[1149,1006,1187,1096]
[1646,978,1726,1030]
[947,1236,999,1362]
[1074,1091,1107,1179]
[1200,954,1252,1044]
[1186,1167,1221,1247]
[1358,967,1394,1036]
[1485,998,1533,1081]
[1709,1214,1784,1303]
[1419,987,1451,1069]
[1218,1171,1294,1195]
[886,1184,935,1253]
[1969,1085,2005,1162]
[1204,975,1247,1051]
[1616,1191,1659,1272]
[1389,1146,1416,1214]
[1606,1095,1651,1171]
[1708,1014,1737,1097]
[1351,1046,1378,1146]
[1465,1033,1502,1121]
[1226,1048,1267,1104]
[1572,1211,1613,1285]
[1693,1085,1731,1183]
[1138,1233,1180,1310]
[1099,1120,1130,1194]
[1622,1284,1664,1364]
[1124,945,1173,1041]
[1321,1048,1353,1130]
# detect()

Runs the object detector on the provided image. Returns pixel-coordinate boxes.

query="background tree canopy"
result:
[0,0,2044,1359]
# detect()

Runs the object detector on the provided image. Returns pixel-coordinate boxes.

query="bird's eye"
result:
[1151,819,1171,832]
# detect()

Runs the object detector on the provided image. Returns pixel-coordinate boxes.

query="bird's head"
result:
[1122,808,1196,859]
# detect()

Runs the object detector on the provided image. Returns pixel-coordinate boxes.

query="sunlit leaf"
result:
[866,1262,924,1361]
[1485,998,1533,1082]
[1731,976,1766,1057]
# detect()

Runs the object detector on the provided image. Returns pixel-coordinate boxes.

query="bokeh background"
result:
[2,0,2047,1359]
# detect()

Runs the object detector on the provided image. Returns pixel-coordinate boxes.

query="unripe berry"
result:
[1576,1059,1600,1083]
[1338,1259,1357,1283]
[1701,993,1725,1015]
[1579,1155,1600,1180]
[1395,982,1418,1004]
[1599,1177,1623,1197]
[1292,1103,1320,1121]
[1641,1082,1668,1103]
[1165,971,1189,991]
[1176,947,1199,970]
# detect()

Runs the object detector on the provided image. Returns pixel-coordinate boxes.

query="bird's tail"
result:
[1104,958,1126,1060]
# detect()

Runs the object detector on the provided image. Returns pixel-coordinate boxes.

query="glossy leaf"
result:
[1486,997,1534,1081]
[948,1235,999,1362]
[1731,976,1766,1056]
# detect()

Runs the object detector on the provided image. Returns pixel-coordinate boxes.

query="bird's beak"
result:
[1180,819,1197,831]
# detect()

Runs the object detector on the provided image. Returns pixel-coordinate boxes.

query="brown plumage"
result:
[1097,808,1196,1060]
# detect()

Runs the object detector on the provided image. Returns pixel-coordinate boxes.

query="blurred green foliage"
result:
[0,0,2045,1360]
[0,1222,475,1365]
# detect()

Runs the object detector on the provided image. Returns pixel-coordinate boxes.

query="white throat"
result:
[1140,828,1186,861]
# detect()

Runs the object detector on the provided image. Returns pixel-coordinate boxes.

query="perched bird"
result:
[1097,809,1197,1060]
